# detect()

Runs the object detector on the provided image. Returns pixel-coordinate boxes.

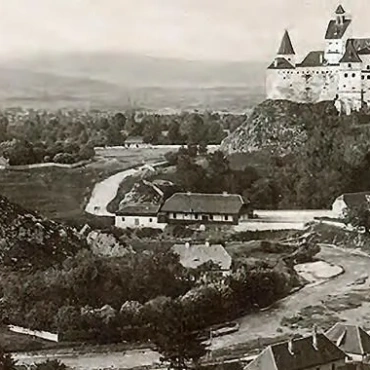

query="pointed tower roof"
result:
[335,5,345,14]
[340,39,362,63]
[277,30,295,55]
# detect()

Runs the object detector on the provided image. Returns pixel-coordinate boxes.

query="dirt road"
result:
[211,244,370,350]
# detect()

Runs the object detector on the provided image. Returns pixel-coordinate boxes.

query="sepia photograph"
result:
[0,0,370,369]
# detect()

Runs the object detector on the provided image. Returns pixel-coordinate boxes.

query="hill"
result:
[0,194,87,269]
[0,52,265,110]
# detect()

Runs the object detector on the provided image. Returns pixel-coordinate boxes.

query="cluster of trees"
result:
[0,249,294,349]
[167,107,370,210]
[0,109,246,165]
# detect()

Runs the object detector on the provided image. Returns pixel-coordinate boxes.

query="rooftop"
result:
[245,333,346,370]
[267,57,295,70]
[278,30,295,55]
[116,202,161,216]
[325,19,351,40]
[337,192,370,209]
[325,323,370,355]
[160,192,247,215]
[298,51,325,67]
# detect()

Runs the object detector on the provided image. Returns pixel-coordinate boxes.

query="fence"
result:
[8,325,59,342]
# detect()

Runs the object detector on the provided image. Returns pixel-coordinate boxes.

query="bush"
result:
[52,152,76,164]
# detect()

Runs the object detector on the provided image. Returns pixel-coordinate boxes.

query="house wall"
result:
[8,325,59,342]
[114,215,166,229]
[332,198,347,218]
[266,66,339,103]
[167,212,236,224]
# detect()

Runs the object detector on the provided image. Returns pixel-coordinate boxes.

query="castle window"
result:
[363,76,365,80]
[367,66,370,70]
[352,73,356,77]
[367,76,370,80]
[343,85,346,88]
[348,63,352,68]
[344,73,348,78]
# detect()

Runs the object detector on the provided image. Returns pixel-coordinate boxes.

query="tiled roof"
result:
[116,203,161,216]
[337,192,370,209]
[357,47,370,55]
[298,51,325,67]
[326,324,370,355]
[278,30,295,55]
[267,57,295,70]
[171,243,232,270]
[325,19,351,39]
[160,192,247,215]
[245,334,346,370]
[340,40,362,63]
[335,5,346,15]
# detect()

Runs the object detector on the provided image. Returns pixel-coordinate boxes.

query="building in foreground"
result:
[332,192,370,218]
[158,192,252,225]
[267,5,370,114]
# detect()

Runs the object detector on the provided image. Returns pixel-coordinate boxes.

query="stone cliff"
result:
[221,99,337,155]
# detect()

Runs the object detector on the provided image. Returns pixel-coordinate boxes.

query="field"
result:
[0,148,170,225]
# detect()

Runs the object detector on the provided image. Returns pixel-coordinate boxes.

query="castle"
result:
[266,5,370,114]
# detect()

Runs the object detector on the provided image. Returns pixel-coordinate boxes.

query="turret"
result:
[277,30,296,66]
[335,5,346,26]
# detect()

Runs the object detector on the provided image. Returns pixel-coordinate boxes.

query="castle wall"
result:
[266,66,339,103]
[338,62,362,113]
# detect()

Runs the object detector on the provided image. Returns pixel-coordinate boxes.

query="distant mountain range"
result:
[0,52,266,111]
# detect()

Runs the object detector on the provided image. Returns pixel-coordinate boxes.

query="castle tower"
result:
[337,40,363,114]
[277,30,296,66]
[324,5,352,65]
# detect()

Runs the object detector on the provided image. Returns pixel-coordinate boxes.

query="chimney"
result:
[274,58,278,68]
[205,241,210,247]
[288,339,294,355]
[312,325,318,350]
[185,242,190,249]
[319,53,323,65]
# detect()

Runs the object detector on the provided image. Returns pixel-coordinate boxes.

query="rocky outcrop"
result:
[0,194,87,269]
[221,99,337,155]
[86,230,133,257]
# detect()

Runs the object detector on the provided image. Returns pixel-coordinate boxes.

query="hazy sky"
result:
[0,0,369,61]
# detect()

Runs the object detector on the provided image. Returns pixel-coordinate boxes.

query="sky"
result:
[0,0,370,62]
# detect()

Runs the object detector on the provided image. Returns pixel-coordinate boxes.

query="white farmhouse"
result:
[114,203,165,229]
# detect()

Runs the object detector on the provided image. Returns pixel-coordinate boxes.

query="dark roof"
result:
[160,193,246,215]
[357,47,370,55]
[246,334,346,370]
[116,203,161,216]
[340,40,362,63]
[325,19,351,39]
[278,30,295,55]
[267,57,295,70]
[326,323,370,355]
[335,5,346,15]
[338,192,370,209]
[352,38,370,52]
[298,51,325,67]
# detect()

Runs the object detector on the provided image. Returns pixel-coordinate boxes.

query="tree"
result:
[0,347,17,370]
[33,359,67,370]
[149,299,207,370]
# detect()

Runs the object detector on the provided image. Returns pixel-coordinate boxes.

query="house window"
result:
[194,214,198,220]
[149,218,153,223]
[135,218,140,226]
[225,215,229,221]
[173,213,177,219]
[209,215,214,220]
[121,217,125,221]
